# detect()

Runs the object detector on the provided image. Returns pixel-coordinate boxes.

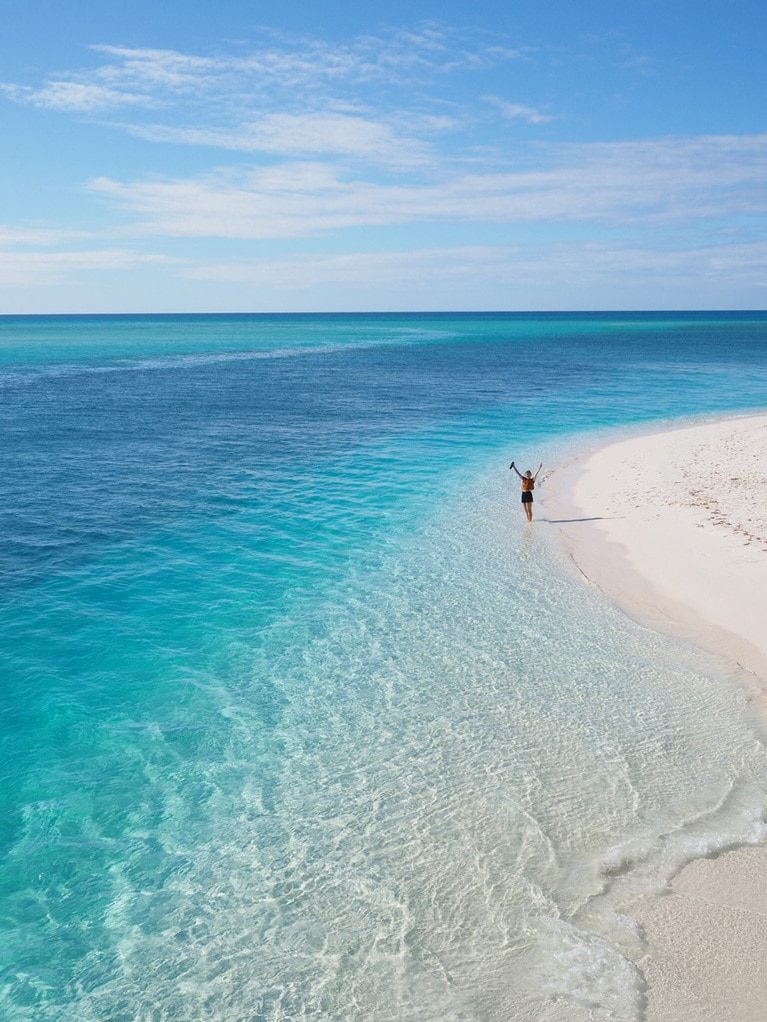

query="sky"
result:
[1,0,766,312]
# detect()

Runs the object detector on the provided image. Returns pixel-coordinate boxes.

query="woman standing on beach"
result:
[510,461,543,522]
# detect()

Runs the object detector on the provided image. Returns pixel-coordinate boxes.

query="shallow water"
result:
[1,312,767,1020]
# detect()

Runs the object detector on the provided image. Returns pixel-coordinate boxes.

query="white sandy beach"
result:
[548,412,767,1021]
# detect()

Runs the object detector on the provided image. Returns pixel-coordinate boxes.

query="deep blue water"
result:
[1,312,766,1021]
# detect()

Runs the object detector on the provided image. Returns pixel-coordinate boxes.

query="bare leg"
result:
[526,502,533,522]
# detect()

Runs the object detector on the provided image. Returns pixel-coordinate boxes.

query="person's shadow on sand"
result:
[541,516,610,523]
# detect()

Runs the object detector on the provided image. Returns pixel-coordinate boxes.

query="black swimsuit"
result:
[521,490,533,504]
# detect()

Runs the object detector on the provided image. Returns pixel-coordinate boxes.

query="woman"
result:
[510,460,543,522]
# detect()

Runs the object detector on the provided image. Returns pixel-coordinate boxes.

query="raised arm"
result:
[509,460,525,479]
[532,461,543,481]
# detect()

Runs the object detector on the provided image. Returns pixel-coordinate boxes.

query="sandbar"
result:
[545,412,767,1021]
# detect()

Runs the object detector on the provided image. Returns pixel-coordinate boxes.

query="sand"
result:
[545,412,767,1022]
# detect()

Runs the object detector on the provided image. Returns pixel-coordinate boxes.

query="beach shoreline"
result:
[543,411,767,1021]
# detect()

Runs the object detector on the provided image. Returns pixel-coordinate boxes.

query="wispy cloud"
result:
[3,236,762,307]
[87,133,767,239]
[0,24,537,173]
[166,239,767,313]
[2,17,763,311]
[1,26,523,113]
[178,240,767,289]
[0,80,153,112]
[124,112,435,165]
[483,95,554,124]
[620,53,658,76]
[92,45,224,93]
[0,249,168,288]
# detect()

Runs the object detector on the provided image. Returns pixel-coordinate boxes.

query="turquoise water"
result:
[1,312,767,1021]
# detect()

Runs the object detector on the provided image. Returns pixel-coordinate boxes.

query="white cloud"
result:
[0,80,152,113]
[0,26,526,165]
[86,133,767,239]
[125,112,434,165]
[2,27,523,113]
[483,95,554,123]
[92,45,224,92]
[89,163,367,238]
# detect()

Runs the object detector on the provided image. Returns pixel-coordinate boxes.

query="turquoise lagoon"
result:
[1,312,767,1021]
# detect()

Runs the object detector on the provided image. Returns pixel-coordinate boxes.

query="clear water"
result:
[1,312,767,1021]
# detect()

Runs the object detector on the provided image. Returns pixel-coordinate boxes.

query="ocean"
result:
[1,312,766,1021]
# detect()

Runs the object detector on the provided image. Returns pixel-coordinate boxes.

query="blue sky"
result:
[1,0,765,312]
